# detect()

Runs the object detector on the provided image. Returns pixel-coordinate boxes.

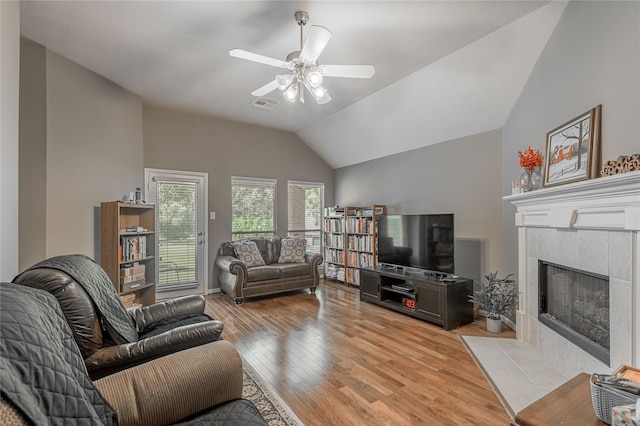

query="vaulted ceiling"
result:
[20,1,567,168]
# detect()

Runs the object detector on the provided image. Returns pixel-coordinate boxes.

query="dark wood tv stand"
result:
[360,266,474,330]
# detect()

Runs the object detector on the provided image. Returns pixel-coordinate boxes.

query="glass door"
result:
[145,169,207,299]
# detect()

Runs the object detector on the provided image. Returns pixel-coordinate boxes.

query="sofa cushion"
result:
[222,238,269,260]
[279,263,311,278]
[278,238,306,263]
[264,238,282,264]
[246,266,281,283]
[233,241,265,267]
[173,398,267,425]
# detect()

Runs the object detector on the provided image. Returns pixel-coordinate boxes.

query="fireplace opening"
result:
[538,261,610,366]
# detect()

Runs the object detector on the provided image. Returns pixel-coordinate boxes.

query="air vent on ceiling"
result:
[251,97,280,111]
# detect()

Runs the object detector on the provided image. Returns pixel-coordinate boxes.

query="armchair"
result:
[0,283,267,426]
[13,254,223,379]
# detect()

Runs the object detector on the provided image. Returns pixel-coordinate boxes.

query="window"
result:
[287,181,324,254]
[156,181,198,287]
[231,177,276,240]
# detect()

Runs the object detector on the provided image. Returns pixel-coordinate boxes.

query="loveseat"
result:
[0,282,268,425]
[215,237,323,304]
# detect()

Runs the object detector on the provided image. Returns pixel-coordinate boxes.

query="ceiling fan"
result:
[229,11,375,105]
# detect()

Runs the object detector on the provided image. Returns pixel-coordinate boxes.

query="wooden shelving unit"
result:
[323,206,346,283]
[101,201,156,307]
[344,205,386,286]
[323,204,386,286]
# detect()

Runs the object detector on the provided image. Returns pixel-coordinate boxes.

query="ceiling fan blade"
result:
[299,25,332,63]
[321,64,376,79]
[303,81,331,105]
[229,49,287,68]
[250,79,280,97]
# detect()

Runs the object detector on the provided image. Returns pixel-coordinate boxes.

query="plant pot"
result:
[486,317,502,333]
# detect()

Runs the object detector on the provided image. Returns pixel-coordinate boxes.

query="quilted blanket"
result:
[0,283,116,425]
[21,254,138,344]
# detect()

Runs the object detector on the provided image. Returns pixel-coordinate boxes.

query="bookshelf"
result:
[323,206,346,282]
[323,204,386,286]
[101,201,156,307]
[344,205,386,286]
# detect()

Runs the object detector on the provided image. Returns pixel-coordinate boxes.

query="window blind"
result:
[231,176,277,240]
[157,181,198,286]
[287,181,323,254]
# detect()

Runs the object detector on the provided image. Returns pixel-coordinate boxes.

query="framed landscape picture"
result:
[543,105,601,187]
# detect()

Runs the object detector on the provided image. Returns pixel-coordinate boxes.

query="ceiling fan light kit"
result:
[230,11,375,106]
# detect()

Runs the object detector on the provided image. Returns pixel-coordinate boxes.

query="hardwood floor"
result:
[205,280,515,426]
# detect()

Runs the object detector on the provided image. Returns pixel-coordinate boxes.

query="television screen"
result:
[377,214,454,273]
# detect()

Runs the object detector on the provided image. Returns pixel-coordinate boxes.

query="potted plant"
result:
[468,272,518,333]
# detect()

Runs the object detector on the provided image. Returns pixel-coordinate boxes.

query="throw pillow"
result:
[278,238,306,263]
[233,241,265,267]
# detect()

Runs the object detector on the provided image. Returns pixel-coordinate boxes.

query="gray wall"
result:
[18,40,145,270]
[17,40,334,289]
[19,39,47,269]
[142,105,335,290]
[0,1,20,280]
[335,129,503,281]
[502,1,640,278]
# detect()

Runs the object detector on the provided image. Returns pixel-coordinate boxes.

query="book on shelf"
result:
[347,234,372,251]
[346,217,373,234]
[346,267,360,285]
[324,248,345,264]
[324,233,344,248]
[119,235,148,262]
[324,217,344,233]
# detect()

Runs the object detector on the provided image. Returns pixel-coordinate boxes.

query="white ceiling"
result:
[20,1,567,168]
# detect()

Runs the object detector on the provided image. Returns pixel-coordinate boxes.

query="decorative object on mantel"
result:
[518,146,542,192]
[543,104,602,187]
[602,154,640,176]
[468,272,518,333]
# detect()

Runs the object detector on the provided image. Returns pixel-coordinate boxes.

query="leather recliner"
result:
[1,282,268,426]
[13,254,224,380]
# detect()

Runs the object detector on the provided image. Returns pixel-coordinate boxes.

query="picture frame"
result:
[543,105,601,187]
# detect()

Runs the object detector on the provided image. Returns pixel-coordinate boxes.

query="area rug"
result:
[242,362,304,426]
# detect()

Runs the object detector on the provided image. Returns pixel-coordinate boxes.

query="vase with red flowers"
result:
[518,146,542,192]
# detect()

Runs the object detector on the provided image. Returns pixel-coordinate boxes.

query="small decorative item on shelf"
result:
[518,146,542,192]
[601,154,640,176]
[468,272,518,333]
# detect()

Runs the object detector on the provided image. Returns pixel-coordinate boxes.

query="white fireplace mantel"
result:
[504,170,640,373]
[504,170,640,230]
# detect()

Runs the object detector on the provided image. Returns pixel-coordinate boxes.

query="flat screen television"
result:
[377,214,454,274]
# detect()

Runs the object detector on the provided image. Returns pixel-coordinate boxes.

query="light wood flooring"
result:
[205,280,516,426]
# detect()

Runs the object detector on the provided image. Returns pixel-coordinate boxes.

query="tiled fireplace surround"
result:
[506,170,640,376]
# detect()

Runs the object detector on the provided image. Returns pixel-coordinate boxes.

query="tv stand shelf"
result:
[360,267,473,330]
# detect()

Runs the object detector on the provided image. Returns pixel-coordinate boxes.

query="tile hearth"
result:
[462,336,569,418]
